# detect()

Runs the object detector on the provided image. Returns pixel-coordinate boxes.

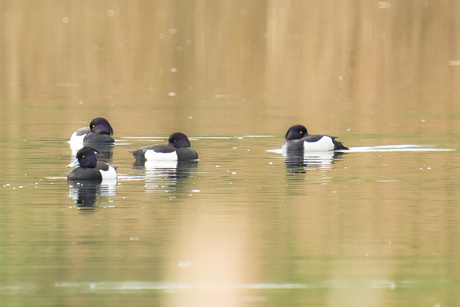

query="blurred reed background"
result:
[1,0,459,137]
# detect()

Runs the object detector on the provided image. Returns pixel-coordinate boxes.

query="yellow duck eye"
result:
[300,131,303,134]
[82,155,85,158]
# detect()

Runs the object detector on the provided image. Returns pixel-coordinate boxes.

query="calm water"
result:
[1,1,460,306]
[1,128,459,306]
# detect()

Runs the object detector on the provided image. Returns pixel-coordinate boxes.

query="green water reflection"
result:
[1,134,459,306]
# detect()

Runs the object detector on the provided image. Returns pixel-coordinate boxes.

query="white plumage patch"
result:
[69,132,85,151]
[100,166,117,181]
[303,136,335,151]
[145,150,178,161]
[281,142,288,155]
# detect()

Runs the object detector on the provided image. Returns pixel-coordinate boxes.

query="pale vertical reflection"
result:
[167,208,251,307]
[263,1,360,117]
[4,1,22,102]
[264,0,289,101]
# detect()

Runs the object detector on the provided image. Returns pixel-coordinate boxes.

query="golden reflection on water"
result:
[168,209,250,307]
[1,1,460,306]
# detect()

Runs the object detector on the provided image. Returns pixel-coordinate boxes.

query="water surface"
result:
[1,1,460,306]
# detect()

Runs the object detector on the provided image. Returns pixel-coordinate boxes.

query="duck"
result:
[130,132,198,163]
[67,146,117,182]
[69,117,114,150]
[282,124,348,152]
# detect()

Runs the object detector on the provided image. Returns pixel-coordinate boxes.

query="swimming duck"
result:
[130,132,198,163]
[67,146,117,182]
[282,124,348,152]
[69,117,114,149]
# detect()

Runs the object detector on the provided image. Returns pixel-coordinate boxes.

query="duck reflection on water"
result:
[133,160,198,193]
[67,181,117,210]
[134,159,198,176]
[283,150,347,173]
[74,142,114,162]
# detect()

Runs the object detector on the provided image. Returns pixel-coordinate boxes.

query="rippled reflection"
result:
[69,142,114,163]
[67,181,117,209]
[283,151,348,172]
[132,160,198,193]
